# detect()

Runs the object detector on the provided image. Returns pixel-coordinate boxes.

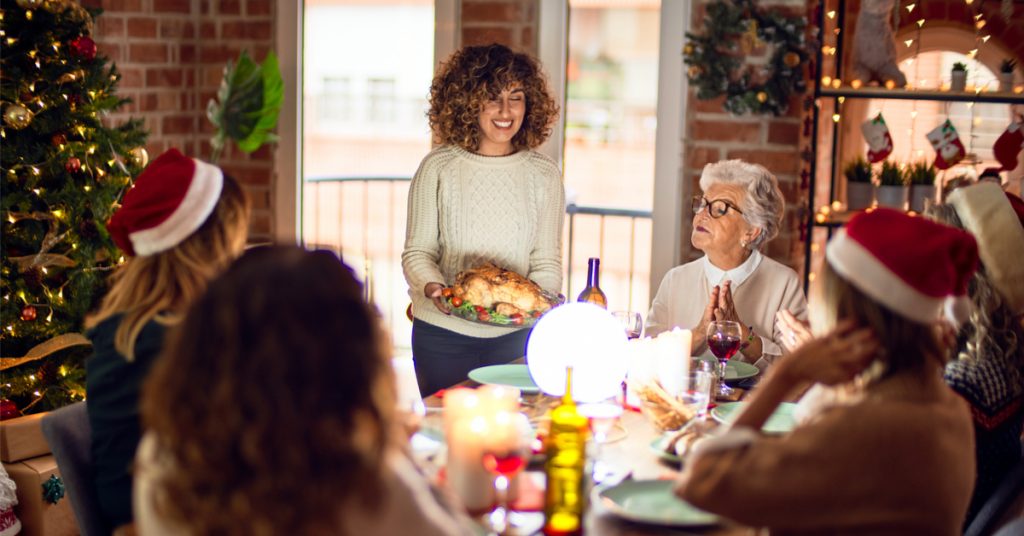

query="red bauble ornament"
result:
[65,157,82,173]
[21,305,37,321]
[69,36,97,60]
[52,133,67,146]
[0,399,20,420]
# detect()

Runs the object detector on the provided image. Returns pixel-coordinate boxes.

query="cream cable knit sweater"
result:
[402,145,565,338]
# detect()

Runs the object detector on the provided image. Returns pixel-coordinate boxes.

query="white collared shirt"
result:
[702,249,764,289]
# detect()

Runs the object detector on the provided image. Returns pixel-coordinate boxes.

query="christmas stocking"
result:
[927,119,966,170]
[861,113,893,163]
[993,121,1024,171]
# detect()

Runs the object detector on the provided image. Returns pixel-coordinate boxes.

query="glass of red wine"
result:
[707,320,743,398]
[612,311,643,339]
[482,412,532,535]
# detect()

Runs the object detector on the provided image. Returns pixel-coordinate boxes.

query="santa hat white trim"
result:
[948,183,1024,315]
[129,158,223,256]
[826,228,951,325]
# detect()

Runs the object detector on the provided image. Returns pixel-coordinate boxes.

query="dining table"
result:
[421,362,767,536]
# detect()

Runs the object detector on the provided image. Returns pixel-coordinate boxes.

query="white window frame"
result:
[537,0,689,295]
[274,1,459,245]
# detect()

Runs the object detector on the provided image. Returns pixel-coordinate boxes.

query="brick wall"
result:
[84,0,276,243]
[682,1,810,272]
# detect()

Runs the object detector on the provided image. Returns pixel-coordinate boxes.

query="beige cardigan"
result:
[676,373,975,535]
[646,254,808,368]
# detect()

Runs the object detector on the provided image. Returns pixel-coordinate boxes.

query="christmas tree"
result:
[1,0,148,415]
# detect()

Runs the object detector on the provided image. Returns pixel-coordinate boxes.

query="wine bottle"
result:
[543,367,590,535]
[576,257,608,308]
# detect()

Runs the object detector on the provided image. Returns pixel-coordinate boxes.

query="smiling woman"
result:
[646,160,807,369]
[402,44,565,396]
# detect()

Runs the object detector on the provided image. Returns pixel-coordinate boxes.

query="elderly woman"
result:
[646,160,807,368]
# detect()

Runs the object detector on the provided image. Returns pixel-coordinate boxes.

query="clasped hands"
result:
[694,281,751,350]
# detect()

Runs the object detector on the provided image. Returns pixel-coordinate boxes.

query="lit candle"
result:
[447,414,494,512]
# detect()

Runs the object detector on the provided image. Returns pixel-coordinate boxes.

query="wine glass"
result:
[577,399,624,483]
[706,320,742,398]
[611,311,643,339]
[482,412,532,535]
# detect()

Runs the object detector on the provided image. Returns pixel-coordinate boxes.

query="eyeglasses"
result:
[692,196,743,218]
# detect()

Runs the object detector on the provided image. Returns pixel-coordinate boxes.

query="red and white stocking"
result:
[927,119,966,170]
[993,120,1024,172]
[861,113,893,163]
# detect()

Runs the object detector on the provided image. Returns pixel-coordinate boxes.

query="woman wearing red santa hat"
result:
[84,148,250,529]
[676,208,979,534]
[925,183,1024,528]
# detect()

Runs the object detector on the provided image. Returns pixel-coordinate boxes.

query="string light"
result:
[904,39,914,48]
[906,3,915,12]
[981,35,991,43]
[917,19,925,28]
[31,167,40,176]
[831,78,842,88]
[827,10,836,19]
[832,113,841,122]
[51,208,64,218]
[851,79,863,89]
[25,10,33,20]
[822,76,833,86]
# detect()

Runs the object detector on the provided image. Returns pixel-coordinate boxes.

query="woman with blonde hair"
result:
[135,247,473,536]
[677,209,978,533]
[85,148,250,528]
[925,183,1024,526]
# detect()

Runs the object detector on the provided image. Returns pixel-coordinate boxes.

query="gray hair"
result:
[699,159,785,250]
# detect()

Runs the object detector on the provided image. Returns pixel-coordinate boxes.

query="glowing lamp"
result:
[527,302,628,403]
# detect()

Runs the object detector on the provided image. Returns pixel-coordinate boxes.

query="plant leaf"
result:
[206,50,283,161]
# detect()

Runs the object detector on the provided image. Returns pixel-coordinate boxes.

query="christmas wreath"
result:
[684,0,809,116]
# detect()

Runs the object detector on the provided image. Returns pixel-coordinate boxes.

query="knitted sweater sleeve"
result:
[526,154,565,295]
[402,151,448,295]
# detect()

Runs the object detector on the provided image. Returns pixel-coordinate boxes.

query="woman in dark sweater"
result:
[84,148,250,528]
[926,183,1024,527]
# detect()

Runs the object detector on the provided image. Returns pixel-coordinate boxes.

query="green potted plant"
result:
[876,160,906,209]
[999,58,1017,93]
[951,62,968,92]
[843,156,873,210]
[907,161,937,212]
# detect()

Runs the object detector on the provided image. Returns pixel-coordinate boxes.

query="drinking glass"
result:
[611,311,643,339]
[482,412,532,535]
[578,399,624,483]
[706,321,742,397]
[681,370,713,421]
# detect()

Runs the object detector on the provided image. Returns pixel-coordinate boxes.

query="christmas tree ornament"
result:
[992,121,1023,172]
[783,51,801,68]
[756,91,768,103]
[65,157,81,173]
[3,104,33,130]
[20,305,37,321]
[861,113,893,163]
[128,146,149,168]
[0,399,21,420]
[927,119,966,170]
[69,36,96,61]
[51,133,67,147]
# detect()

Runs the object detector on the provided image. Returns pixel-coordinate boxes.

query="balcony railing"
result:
[303,176,653,346]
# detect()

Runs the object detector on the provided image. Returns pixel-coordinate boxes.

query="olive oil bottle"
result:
[543,367,590,535]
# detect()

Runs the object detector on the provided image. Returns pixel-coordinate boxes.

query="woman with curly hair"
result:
[85,148,250,529]
[134,246,474,536]
[925,183,1024,527]
[402,43,563,395]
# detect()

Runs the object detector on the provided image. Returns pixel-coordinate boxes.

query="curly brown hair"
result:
[141,246,397,536]
[428,43,558,152]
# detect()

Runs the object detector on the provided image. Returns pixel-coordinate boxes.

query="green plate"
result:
[467,364,540,393]
[710,401,798,434]
[597,480,718,526]
[697,355,759,381]
[649,436,681,465]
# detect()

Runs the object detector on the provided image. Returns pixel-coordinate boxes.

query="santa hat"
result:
[107,148,223,257]
[825,208,978,325]
[947,183,1024,315]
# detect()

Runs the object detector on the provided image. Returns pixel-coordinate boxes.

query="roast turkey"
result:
[451,263,554,315]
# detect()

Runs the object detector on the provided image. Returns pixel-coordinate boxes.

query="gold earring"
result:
[740,239,748,248]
